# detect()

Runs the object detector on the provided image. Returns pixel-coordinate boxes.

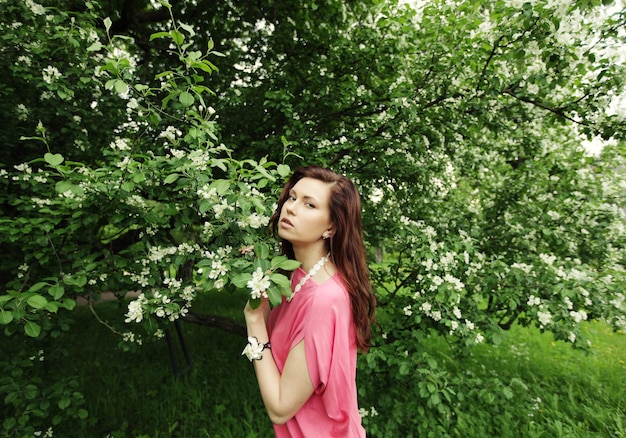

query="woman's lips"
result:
[281,218,294,228]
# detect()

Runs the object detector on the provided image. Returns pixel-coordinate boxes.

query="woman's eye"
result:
[305,202,315,208]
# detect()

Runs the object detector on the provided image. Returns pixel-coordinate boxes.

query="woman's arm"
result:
[244,299,315,425]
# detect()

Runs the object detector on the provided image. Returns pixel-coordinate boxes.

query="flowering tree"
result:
[0,1,296,434]
[1,0,625,436]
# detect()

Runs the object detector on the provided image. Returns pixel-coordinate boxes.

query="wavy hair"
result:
[269,166,377,352]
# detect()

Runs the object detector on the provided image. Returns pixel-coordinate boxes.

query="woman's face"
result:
[278,177,333,248]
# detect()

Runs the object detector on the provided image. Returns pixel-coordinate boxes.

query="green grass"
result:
[50,292,273,437]
[428,322,626,437]
[3,292,625,437]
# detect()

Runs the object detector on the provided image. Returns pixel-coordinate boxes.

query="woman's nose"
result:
[285,202,295,215]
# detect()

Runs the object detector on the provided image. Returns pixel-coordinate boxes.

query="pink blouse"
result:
[267,268,366,438]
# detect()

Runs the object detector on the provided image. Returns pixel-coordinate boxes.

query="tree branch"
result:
[182,310,246,337]
[503,89,583,124]
[476,35,504,92]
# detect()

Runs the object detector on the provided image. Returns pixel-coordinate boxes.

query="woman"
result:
[243,165,377,437]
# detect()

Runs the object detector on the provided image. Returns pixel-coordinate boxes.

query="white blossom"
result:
[569,310,588,323]
[125,299,144,323]
[247,267,270,299]
[564,296,573,310]
[537,310,552,327]
[42,65,61,84]
[26,0,46,16]
[539,253,557,266]
[527,295,541,306]
[453,306,462,319]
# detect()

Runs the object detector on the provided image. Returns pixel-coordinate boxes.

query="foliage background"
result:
[1,0,625,436]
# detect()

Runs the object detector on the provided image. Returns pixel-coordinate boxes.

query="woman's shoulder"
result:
[313,272,349,305]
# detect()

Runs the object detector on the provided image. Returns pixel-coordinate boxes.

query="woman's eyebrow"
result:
[289,189,318,203]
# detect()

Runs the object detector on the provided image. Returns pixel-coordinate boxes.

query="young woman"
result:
[243,165,377,437]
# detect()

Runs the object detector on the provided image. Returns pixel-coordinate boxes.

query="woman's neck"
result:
[293,244,328,273]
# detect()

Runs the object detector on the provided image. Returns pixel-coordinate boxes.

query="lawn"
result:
[3,291,624,437]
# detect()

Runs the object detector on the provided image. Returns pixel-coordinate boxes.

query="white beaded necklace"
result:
[288,253,330,302]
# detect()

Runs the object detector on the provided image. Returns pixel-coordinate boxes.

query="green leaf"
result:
[277,164,291,177]
[114,80,128,95]
[199,200,212,214]
[231,273,251,289]
[204,60,218,72]
[268,286,283,307]
[270,255,288,269]
[44,153,64,166]
[133,172,146,183]
[58,398,71,410]
[121,182,135,192]
[104,79,117,90]
[399,362,410,375]
[270,273,291,292]
[502,386,513,400]
[86,41,102,52]
[24,320,41,338]
[54,181,72,193]
[28,282,49,293]
[211,179,231,195]
[103,17,112,32]
[277,258,300,271]
[62,299,76,311]
[253,258,271,272]
[44,302,59,313]
[149,31,171,41]
[23,385,37,400]
[163,173,180,184]
[3,416,17,429]
[180,23,195,36]
[170,29,184,45]
[179,91,194,107]
[194,61,217,74]
[65,275,87,288]
[270,256,300,271]
[427,382,437,394]
[0,310,13,325]
[27,294,48,310]
[254,243,270,260]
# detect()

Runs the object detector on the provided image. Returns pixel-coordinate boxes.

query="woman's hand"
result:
[244,297,271,327]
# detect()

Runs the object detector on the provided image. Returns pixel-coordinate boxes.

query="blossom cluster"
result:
[198,246,233,291]
[358,406,379,418]
[247,267,271,299]
[395,221,486,345]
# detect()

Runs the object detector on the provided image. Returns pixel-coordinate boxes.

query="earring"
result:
[322,231,331,239]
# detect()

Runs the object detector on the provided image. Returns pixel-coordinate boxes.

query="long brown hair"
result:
[269,166,376,352]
